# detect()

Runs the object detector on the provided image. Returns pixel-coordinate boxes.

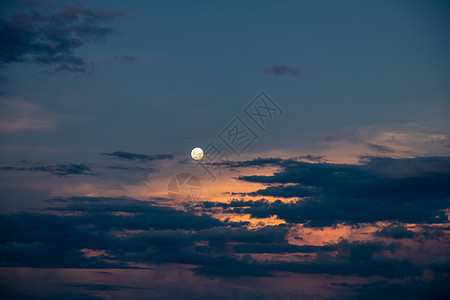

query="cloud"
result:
[374,224,416,239]
[262,63,302,76]
[0,3,124,72]
[296,154,327,163]
[218,157,297,169]
[192,239,420,279]
[104,165,158,173]
[343,274,450,300]
[0,195,447,299]
[0,98,56,133]
[0,163,94,176]
[0,155,447,298]
[0,197,284,271]
[100,151,174,161]
[0,196,426,280]
[229,156,450,226]
[233,185,318,198]
[318,122,450,162]
[365,143,394,154]
[0,197,223,268]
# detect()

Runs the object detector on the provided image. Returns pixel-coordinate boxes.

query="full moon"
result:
[191,147,203,160]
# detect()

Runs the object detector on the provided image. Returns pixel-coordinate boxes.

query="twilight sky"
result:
[0,1,449,299]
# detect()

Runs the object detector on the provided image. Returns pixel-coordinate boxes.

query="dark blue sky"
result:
[1,0,449,164]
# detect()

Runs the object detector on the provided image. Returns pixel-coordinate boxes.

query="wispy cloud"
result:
[104,165,158,172]
[100,151,174,161]
[365,142,395,153]
[0,163,94,176]
[0,98,56,134]
[319,122,450,162]
[262,63,302,76]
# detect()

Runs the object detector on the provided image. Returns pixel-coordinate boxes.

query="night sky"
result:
[1,1,449,299]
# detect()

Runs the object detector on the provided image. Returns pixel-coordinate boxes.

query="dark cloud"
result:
[365,143,394,153]
[192,239,420,279]
[296,154,327,162]
[234,156,450,226]
[233,185,318,198]
[262,63,302,76]
[1,195,448,300]
[0,157,447,297]
[0,3,124,72]
[345,274,450,300]
[0,197,224,269]
[374,224,416,239]
[0,196,424,280]
[100,151,174,161]
[45,197,223,231]
[217,155,325,169]
[218,157,297,169]
[0,163,94,176]
[104,165,158,172]
[232,243,333,254]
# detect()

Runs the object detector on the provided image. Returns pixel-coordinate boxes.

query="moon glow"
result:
[191,147,203,160]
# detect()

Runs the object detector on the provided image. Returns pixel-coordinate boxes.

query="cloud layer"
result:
[100,151,174,161]
[229,156,450,226]
[0,163,94,176]
[0,193,448,299]
[0,154,449,299]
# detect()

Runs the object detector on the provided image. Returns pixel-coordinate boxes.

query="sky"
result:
[0,0,449,299]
